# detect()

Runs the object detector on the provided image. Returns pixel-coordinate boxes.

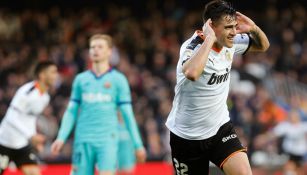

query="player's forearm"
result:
[120,104,144,149]
[249,25,270,52]
[182,36,215,81]
[56,101,79,142]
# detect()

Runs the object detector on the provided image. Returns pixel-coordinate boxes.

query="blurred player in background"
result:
[165,0,269,174]
[255,110,307,175]
[51,34,146,175]
[0,61,58,175]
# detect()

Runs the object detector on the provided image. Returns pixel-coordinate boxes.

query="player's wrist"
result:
[55,136,65,143]
[136,146,145,151]
[204,35,216,44]
[57,139,65,143]
[135,145,144,150]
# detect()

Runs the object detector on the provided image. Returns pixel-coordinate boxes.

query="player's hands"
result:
[50,139,64,156]
[135,147,146,163]
[236,12,256,33]
[202,19,216,41]
[30,134,46,153]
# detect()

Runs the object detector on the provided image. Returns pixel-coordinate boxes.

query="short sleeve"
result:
[181,34,204,66]
[116,74,132,105]
[234,33,251,55]
[10,88,29,113]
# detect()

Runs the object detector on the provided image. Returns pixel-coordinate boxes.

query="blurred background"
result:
[0,0,307,174]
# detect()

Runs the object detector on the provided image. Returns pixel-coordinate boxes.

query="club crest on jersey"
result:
[225,50,232,61]
[208,68,230,85]
[104,82,111,88]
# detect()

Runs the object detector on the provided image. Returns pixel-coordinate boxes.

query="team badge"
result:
[104,82,111,88]
[225,50,232,61]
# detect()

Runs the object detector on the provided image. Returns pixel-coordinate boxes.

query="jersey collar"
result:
[211,47,222,53]
[195,30,223,53]
[90,67,113,79]
[34,81,44,95]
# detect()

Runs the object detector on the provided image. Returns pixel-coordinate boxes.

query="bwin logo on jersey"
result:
[207,70,230,85]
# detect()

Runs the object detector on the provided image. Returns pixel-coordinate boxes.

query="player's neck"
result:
[35,80,48,94]
[92,61,110,76]
[211,42,223,53]
[213,42,223,50]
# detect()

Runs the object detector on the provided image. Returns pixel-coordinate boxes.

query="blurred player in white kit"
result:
[0,61,58,175]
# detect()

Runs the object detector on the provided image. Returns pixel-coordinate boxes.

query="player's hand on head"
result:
[202,19,216,38]
[135,147,146,163]
[50,139,64,156]
[202,19,216,40]
[235,11,256,34]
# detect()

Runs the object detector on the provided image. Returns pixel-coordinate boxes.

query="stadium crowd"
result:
[0,0,306,173]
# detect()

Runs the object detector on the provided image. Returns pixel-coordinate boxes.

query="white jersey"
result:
[0,81,50,149]
[166,31,250,140]
[273,121,307,156]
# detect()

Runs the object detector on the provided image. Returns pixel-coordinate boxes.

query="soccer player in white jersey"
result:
[165,0,270,174]
[0,61,58,175]
[255,110,307,174]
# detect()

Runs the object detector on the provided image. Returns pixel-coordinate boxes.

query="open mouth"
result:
[227,37,234,41]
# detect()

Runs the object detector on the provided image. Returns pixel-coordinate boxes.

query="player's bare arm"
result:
[236,12,270,52]
[30,134,46,153]
[182,19,216,81]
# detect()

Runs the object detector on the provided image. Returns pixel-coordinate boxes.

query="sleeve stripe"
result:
[117,101,132,106]
[26,85,36,95]
[70,99,81,104]
[186,36,203,50]
[242,34,252,55]
[182,58,190,65]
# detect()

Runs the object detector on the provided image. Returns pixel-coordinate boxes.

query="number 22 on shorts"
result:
[173,158,188,175]
[0,154,9,169]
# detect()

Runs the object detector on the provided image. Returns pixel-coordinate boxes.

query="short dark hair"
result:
[34,60,56,78]
[202,0,236,23]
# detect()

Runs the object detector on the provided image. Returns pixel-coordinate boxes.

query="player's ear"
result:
[210,19,218,29]
[208,20,213,27]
